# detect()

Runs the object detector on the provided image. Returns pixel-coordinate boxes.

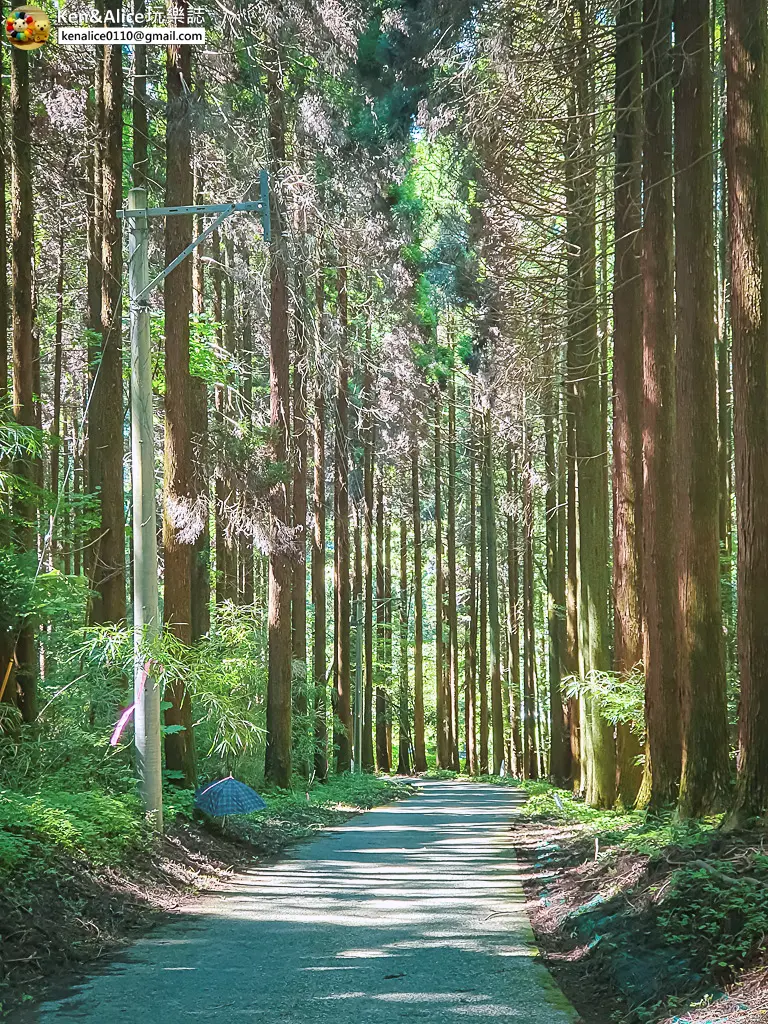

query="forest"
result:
[1,0,768,1016]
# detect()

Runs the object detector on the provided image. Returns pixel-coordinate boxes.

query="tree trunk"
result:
[10,47,37,722]
[465,426,478,775]
[363,376,375,771]
[447,371,460,769]
[434,394,451,768]
[522,423,538,779]
[411,434,427,771]
[506,444,522,776]
[190,175,210,643]
[479,460,489,775]
[726,0,768,821]
[674,0,730,816]
[312,269,328,780]
[397,518,410,773]
[333,262,352,774]
[613,0,644,807]
[640,0,681,807]
[375,474,389,771]
[292,259,309,765]
[482,409,504,774]
[50,224,65,569]
[163,26,196,786]
[545,370,568,784]
[570,3,616,807]
[264,53,292,787]
[90,17,126,626]
[132,7,147,188]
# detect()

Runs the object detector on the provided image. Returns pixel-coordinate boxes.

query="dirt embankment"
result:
[511,811,768,1024]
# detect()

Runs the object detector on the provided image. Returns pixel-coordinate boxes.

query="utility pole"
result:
[120,175,269,827]
[354,594,363,772]
[128,187,163,830]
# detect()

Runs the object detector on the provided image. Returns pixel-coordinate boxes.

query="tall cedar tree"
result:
[190,172,210,643]
[522,422,537,779]
[375,475,389,771]
[397,518,410,772]
[264,50,292,787]
[410,433,427,771]
[544,366,568,783]
[613,0,644,806]
[311,270,327,779]
[10,48,36,721]
[506,444,523,776]
[89,19,126,626]
[483,409,504,774]
[447,373,460,768]
[292,257,308,733]
[334,263,352,773]
[726,0,768,821]
[674,0,730,814]
[641,0,681,806]
[434,395,451,767]
[362,338,375,771]
[163,25,196,786]
[570,1,616,807]
[464,426,478,774]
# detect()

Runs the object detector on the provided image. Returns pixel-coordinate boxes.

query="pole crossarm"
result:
[117,200,266,218]
[132,205,235,304]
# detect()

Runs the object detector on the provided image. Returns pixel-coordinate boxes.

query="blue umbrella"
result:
[194,776,267,817]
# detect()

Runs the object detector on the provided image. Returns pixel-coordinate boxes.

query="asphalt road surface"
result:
[21,780,578,1022]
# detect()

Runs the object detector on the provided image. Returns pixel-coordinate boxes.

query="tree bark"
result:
[434,394,451,768]
[726,0,768,821]
[505,444,522,776]
[545,369,569,784]
[333,262,352,774]
[479,456,489,776]
[375,473,389,771]
[640,0,681,807]
[264,52,292,787]
[363,369,375,771]
[50,224,65,569]
[397,518,410,773]
[465,426,478,775]
[312,268,328,780]
[522,422,538,779]
[674,0,730,816]
[190,174,210,643]
[411,433,427,771]
[483,409,504,775]
[613,0,644,807]
[292,258,309,765]
[163,26,196,786]
[10,47,37,722]
[90,16,126,626]
[447,371,460,769]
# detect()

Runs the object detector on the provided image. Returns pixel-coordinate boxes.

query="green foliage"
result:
[564,666,645,734]
[0,789,149,876]
[658,861,768,977]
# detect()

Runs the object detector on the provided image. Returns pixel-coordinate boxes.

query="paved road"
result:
[21,780,578,1023]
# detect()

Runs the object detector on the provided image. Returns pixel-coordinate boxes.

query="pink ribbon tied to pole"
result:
[110,661,150,747]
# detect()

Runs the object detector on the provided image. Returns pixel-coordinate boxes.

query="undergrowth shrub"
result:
[0,789,149,874]
[657,861,768,977]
